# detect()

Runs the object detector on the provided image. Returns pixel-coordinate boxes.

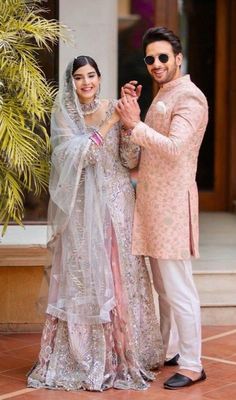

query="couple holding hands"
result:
[28,26,208,392]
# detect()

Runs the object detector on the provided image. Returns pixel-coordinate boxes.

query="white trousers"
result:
[150,258,202,373]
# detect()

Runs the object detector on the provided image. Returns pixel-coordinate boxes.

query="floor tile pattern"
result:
[0,326,236,399]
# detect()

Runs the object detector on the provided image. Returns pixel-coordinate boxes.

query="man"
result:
[116,26,208,390]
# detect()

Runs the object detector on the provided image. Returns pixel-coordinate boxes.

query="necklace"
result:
[80,98,101,115]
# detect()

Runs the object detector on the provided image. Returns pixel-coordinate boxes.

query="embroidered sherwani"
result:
[131,75,208,259]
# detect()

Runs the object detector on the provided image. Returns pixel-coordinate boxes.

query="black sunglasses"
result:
[144,54,169,65]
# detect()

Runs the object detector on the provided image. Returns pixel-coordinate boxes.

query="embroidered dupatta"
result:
[46,60,115,324]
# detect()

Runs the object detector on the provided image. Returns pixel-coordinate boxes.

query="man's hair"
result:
[142,26,182,56]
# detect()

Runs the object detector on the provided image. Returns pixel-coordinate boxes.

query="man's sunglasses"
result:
[144,54,169,65]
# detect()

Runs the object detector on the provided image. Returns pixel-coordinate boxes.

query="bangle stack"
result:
[89,130,104,146]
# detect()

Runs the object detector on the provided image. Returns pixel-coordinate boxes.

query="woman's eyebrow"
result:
[73,72,96,78]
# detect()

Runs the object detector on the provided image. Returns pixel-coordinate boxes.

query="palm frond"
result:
[0,0,70,234]
[0,163,25,234]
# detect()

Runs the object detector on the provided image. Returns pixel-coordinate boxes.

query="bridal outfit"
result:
[27,61,163,392]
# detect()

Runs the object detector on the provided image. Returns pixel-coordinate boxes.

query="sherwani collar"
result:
[160,74,191,91]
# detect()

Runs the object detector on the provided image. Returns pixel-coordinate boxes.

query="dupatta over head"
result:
[46,60,116,325]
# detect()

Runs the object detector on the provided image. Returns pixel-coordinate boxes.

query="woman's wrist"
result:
[99,118,114,137]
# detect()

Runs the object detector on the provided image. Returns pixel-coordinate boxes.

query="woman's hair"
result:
[142,27,182,56]
[72,55,101,76]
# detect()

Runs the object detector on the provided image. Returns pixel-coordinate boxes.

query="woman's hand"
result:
[121,80,142,99]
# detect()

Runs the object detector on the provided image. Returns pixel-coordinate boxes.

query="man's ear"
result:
[176,53,183,67]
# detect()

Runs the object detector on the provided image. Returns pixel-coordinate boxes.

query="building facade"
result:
[26,0,236,219]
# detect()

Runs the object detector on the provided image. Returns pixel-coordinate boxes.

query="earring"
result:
[95,84,101,99]
[72,79,77,91]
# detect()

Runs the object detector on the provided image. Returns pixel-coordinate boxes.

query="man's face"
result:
[145,40,182,85]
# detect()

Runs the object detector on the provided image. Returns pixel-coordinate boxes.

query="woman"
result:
[27,56,163,392]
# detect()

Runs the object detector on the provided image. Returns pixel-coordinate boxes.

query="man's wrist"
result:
[131,120,140,129]
[122,120,140,130]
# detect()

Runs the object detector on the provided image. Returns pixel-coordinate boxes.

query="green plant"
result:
[0,0,68,234]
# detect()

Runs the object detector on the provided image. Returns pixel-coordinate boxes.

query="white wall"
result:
[59,0,118,99]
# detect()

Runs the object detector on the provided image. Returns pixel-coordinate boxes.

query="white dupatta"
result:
[46,60,115,324]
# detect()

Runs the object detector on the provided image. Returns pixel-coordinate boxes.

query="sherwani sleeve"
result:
[131,93,207,161]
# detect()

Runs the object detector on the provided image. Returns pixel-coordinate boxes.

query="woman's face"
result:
[73,64,100,104]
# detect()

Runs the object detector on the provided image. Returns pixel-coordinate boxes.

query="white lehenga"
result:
[27,62,163,392]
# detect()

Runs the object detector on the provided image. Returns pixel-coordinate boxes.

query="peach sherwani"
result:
[131,75,208,260]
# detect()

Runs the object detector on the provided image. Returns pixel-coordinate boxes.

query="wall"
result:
[59,0,118,99]
[0,227,50,332]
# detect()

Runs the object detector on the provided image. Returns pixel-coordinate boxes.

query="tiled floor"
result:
[0,326,236,399]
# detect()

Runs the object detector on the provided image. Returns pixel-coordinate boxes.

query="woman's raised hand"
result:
[121,80,142,99]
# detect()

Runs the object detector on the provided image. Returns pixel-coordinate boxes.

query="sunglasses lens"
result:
[144,54,169,65]
[159,54,169,63]
[144,56,155,65]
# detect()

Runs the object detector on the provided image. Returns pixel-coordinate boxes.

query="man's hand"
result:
[116,90,141,130]
[121,80,142,99]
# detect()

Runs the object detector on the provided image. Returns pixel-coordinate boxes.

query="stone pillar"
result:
[59,0,118,99]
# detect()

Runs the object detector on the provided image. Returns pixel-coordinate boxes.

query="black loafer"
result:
[164,369,206,390]
[164,353,180,366]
